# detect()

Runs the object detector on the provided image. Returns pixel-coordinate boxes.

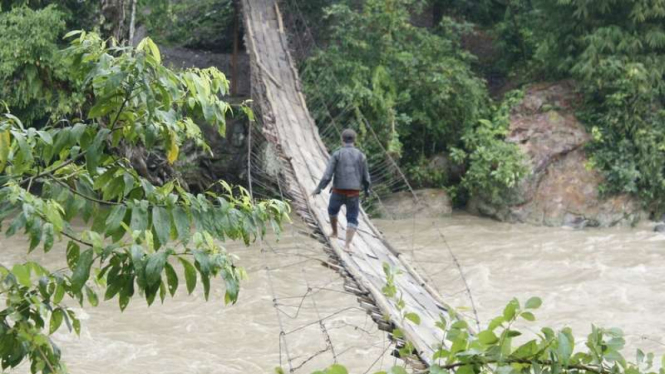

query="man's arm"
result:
[313,152,337,195]
[361,154,371,195]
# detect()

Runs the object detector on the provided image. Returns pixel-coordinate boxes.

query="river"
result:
[2,213,664,373]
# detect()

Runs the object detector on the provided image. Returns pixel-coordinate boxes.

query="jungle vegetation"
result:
[1,0,664,372]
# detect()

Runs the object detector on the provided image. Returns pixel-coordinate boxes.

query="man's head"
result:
[342,128,357,144]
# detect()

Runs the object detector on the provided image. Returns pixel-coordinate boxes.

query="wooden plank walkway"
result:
[241,0,450,365]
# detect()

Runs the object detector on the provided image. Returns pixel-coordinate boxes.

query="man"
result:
[312,129,371,252]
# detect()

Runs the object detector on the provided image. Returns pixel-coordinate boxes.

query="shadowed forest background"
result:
[3,0,665,221]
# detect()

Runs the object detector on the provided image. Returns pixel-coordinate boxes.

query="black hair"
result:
[342,128,357,144]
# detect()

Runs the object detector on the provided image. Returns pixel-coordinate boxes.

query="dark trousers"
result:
[327,192,359,228]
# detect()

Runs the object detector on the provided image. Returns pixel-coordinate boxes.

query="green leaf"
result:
[558,331,573,365]
[122,173,134,197]
[44,201,64,233]
[164,262,178,297]
[192,249,211,276]
[49,308,64,335]
[85,286,99,307]
[104,275,123,301]
[404,312,421,325]
[525,296,542,310]
[179,257,197,294]
[327,364,348,374]
[478,330,499,345]
[166,130,179,164]
[0,130,9,173]
[159,279,167,304]
[119,275,135,311]
[42,222,54,253]
[201,273,211,301]
[72,315,81,336]
[54,283,66,304]
[130,201,149,233]
[71,248,94,293]
[88,101,115,119]
[513,340,538,359]
[86,128,110,173]
[145,282,159,306]
[105,205,127,235]
[11,264,31,287]
[119,293,130,311]
[521,311,536,321]
[145,250,171,287]
[144,37,161,64]
[66,241,80,270]
[488,316,504,330]
[429,365,448,374]
[503,299,518,321]
[28,218,43,252]
[64,30,84,39]
[152,206,171,247]
[172,207,190,242]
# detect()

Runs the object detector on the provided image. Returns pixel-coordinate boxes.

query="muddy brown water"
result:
[2,213,664,373]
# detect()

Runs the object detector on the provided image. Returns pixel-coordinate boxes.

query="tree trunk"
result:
[101,0,128,42]
[129,0,137,45]
[231,0,240,96]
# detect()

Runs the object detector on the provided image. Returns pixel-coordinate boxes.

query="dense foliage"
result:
[0,32,288,372]
[140,0,239,53]
[451,91,527,205]
[0,6,71,125]
[302,0,491,181]
[536,0,665,212]
[0,0,99,30]
[300,0,665,212]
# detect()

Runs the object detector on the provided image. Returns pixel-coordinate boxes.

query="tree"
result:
[534,0,665,212]
[0,32,289,373]
[302,0,490,173]
[0,6,71,126]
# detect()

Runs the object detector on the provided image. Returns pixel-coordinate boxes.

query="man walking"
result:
[312,129,371,252]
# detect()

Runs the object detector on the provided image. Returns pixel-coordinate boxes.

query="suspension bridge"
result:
[239,0,477,370]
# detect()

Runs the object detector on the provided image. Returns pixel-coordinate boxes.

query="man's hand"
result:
[311,189,320,197]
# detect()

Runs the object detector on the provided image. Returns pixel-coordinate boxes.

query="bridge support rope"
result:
[240,0,475,369]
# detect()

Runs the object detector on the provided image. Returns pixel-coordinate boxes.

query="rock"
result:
[655,223,665,233]
[161,46,251,97]
[377,189,452,219]
[179,118,249,192]
[468,81,645,227]
[427,154,464,184]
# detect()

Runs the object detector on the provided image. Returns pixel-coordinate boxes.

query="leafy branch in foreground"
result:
[0,32,289,373]
[313,265,664,374]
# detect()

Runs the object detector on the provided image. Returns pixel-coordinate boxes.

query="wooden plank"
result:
[240,0,455,366]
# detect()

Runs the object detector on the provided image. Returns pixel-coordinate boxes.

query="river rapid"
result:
[2,213,664,373]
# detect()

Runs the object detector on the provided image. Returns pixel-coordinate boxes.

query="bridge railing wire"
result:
[278,0,482,329]
[242,1,483,370]
[245,100,398,371]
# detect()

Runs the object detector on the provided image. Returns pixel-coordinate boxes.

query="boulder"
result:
[427,154,464,184]
[377,189,452,219]
[469,81,645,228]
[655,223,665,233]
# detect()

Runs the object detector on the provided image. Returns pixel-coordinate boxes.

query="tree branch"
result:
[49,176,123,206]
[440,357,607,374]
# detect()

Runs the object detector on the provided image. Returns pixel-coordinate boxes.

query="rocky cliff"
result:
[469,81,645,228]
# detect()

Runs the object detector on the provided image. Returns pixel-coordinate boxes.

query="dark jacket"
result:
[314,144,371,194]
